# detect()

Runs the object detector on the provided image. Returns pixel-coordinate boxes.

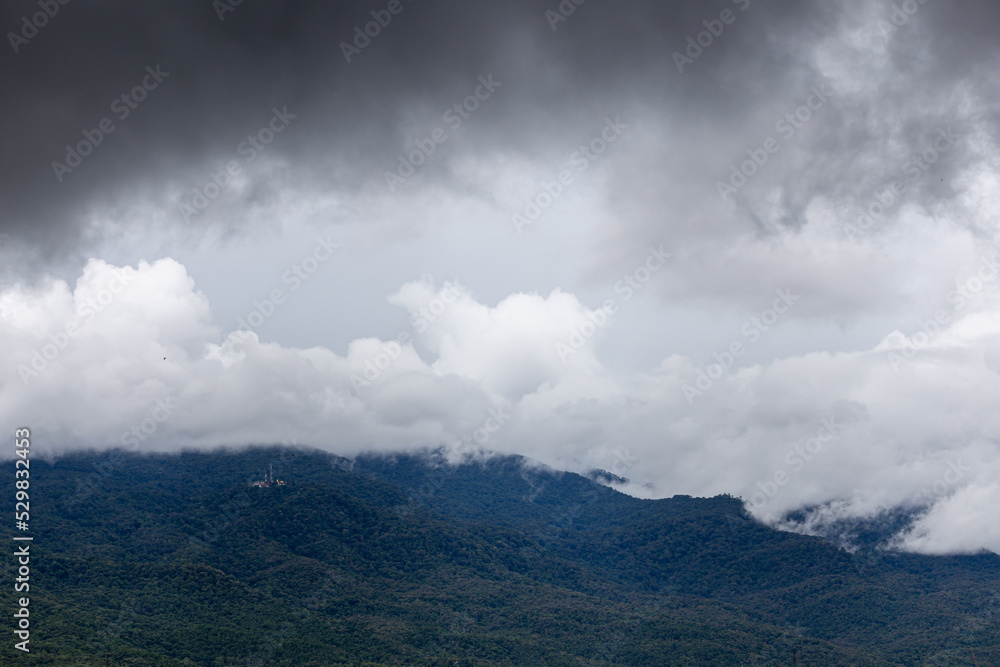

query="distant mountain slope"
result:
[3,446,996,665]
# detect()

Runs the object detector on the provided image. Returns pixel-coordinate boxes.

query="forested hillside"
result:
[3,447,997,665]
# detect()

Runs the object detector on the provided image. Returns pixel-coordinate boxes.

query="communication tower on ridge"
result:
[250,463,286,487]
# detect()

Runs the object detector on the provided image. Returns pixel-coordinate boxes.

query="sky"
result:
[2,0,1000,555]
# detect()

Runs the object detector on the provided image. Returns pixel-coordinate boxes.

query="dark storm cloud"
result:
[0,0,838,268]
[4,1,998,278]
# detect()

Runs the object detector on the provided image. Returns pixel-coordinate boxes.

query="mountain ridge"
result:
[5,445,997,665]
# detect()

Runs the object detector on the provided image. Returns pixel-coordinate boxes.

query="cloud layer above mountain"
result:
[2,0,1000,554]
